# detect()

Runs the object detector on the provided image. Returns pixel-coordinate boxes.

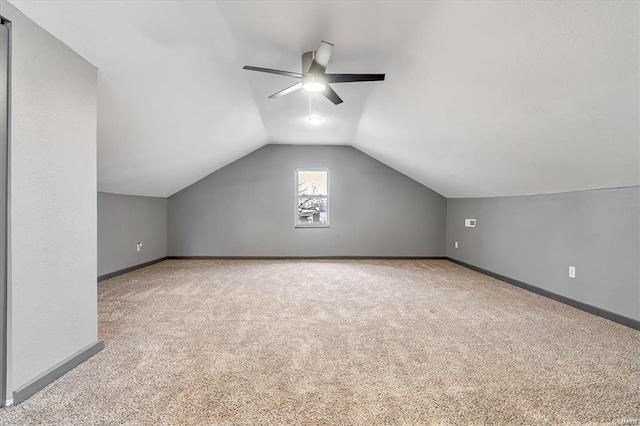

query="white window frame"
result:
[295,168,330,228]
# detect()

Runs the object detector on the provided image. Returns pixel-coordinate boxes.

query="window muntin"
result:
[295,169,329,227]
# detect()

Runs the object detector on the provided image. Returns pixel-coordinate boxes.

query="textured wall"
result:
[169,145,446,257]
[1,1,99,393]
[98,192,167,277]
[447,187,640,321]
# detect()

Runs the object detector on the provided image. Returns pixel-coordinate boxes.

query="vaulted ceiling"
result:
[8,1,640,198]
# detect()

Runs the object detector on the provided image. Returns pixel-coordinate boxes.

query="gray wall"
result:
[0,1,99,395]
[447,186,640,321]
[169,145,446,257]
[98,192,167,277]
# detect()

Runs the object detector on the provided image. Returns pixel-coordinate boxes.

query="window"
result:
[295,169,329,227]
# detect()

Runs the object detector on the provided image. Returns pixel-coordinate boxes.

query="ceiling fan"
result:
[243,41,385,105]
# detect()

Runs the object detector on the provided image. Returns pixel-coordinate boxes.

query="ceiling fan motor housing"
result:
[301,51,326,92]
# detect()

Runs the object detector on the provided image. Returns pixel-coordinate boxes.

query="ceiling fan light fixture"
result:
[303,81,325,92]
[302,75,326,92]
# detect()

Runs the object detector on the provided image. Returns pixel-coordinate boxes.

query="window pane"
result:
[297,171,328,196]
[297,197,328,224]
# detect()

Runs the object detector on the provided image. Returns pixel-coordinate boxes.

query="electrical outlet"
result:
[465,219,476,228]
[455,241,459,249]
[569,266,576,278]
[137,242,143,252]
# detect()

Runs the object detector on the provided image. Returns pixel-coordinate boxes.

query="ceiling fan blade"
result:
[325,73,386,83]
[243,66,302,79]
[322,85,343,105]
[308,40,334,75]
[268,82,303,98]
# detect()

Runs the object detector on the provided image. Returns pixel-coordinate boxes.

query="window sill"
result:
[295,224,330,228]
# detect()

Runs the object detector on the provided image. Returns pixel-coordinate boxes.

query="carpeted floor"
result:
[0,259,638,425]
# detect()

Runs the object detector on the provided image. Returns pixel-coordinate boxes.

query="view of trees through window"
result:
[296,170,328,226]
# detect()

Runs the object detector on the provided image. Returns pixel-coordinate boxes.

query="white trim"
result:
[294,168,330,228]
[4,398,12,406]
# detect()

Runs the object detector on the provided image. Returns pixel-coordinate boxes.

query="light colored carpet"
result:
[1,259,638,425]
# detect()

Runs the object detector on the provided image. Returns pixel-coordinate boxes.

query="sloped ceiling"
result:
[8,1,640,198]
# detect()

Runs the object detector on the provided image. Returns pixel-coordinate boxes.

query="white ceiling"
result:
[8,0,640,198]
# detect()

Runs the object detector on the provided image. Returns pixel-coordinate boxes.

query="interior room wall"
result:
[168,144,447,257]
[447,186,640,322]
[0,0,100,397]
[98,192,167,278]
